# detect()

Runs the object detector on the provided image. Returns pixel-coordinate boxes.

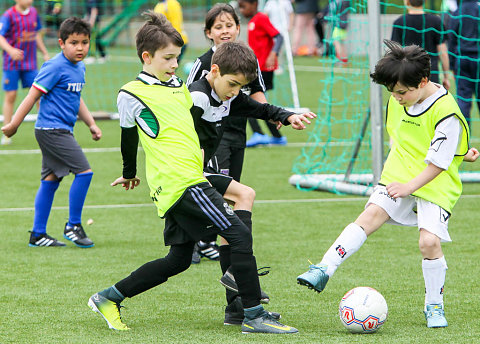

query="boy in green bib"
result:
[87,11,297,334]
[297,40,478,328]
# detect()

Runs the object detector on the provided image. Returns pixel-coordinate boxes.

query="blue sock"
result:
[99,285,125,304]
[68,171,93,226]
[244,304,265,320]
[32,180,60,235]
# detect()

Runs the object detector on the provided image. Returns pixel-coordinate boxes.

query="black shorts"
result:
[163,182,248,247]
[35,129,91,180]
[212,143,246,182]
[204,169,233,196]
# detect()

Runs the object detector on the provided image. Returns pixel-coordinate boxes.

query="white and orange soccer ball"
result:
[339,287,388,334]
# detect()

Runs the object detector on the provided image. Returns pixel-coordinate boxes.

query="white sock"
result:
[423,256,447,307]
[320,223,367,277]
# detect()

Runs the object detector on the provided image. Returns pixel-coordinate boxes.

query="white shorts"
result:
[366,185,452,242]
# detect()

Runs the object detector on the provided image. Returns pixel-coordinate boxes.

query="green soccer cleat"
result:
[424,304,448,328]
[242,312,298,334]
[297,264,329,293]
[88,293,130,331]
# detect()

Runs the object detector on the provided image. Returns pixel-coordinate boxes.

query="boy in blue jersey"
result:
[1,17,102,248]
[87,12,299,334]
[297,41,478,328]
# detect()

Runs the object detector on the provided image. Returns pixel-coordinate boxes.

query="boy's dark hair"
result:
[204,3,240,40]
[211,42,257,83]
[370,40,431,91]
[136,11,184,63]
[408,0,424,7]
[59,17,91,42]
[238,0,258,3]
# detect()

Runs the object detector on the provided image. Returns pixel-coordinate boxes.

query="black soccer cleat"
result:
[29,231,66,247]
[220,267,270,304]
[64,223,94,248]
[224,296,281,326]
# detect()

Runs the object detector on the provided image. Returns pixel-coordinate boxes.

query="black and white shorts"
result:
[163,182,247,246]
[35,129,91,180]
[367,185,452,242]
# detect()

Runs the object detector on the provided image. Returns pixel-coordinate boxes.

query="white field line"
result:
[2,194,480,212]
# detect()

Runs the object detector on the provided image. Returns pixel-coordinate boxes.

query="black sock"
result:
[230,253,261,309]
[234,210,252,233]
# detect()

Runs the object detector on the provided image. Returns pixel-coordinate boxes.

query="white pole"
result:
[368,0,384,184]
[276,0,300,108]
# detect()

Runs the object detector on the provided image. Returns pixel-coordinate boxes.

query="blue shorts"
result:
[2,69,38,91]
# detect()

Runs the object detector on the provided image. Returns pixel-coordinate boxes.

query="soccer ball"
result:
[338,287,388,334]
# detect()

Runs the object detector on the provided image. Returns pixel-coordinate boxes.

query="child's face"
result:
[142,43,182,82]
[15,0,33,10]
[238,1,257,18]
[59,33,90,63]
[391,79,428,107]
[210,65,249,101]
[206,13,240,46]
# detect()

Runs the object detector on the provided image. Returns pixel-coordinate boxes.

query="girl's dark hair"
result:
[370,40,431,91]
[204,3,240,39]
[59,17,91,42]
[238,0,258,3]
[136,11,184,63]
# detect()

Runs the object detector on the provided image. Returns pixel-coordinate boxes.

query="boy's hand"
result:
[265,52,277,71]
[43,52,50,61]
[464,147,480,162]
[89,124,102,141]
[386,182,413,199]
[287,112,317,130]
[8,48,23,61]
[1,123,18,138]
[111,176,141,190]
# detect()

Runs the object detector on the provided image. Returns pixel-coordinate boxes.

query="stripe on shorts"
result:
[189,186,231,230]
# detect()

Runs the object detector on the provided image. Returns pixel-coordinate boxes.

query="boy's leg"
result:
[456,59,474,123]
[419,229,448,328]
[1,90,17,145]
[297,202,390,292]
[30,173,66,247]
[64,170,94,248]
[88,241,195,330]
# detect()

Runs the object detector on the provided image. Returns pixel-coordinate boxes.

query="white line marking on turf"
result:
[2,194,480,212]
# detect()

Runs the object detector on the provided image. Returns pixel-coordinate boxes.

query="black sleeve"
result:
[230,91,294,125]
[121,126,139,179]
[391,21,400,43]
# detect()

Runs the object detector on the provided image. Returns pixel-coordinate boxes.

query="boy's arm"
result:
[230,91,316,129]
[386,164,443,199]
[437,42,450,89]
[77,98,102,141]
[1,87,42,137]
[265,33,283,70]
[112,91,141,190]
[35,31,50,61]
[0,35,23,61]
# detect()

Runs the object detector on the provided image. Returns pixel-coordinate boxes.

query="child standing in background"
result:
[1,17,101,248]
[0,0,49,145]
[238,0,288,148]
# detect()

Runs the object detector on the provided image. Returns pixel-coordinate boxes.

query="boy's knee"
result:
[418,229,441,255]
[4,91,17,102]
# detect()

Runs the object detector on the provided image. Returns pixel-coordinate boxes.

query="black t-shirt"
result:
[186,48,266,148]
[391,14,446,75]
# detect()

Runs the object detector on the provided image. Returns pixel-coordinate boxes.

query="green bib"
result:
[120,79,206,217]
[381,92,469,212]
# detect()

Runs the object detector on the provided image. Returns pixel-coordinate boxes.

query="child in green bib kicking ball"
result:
[297,40,478,329]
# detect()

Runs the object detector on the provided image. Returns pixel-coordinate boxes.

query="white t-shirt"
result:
[264,0,293,33]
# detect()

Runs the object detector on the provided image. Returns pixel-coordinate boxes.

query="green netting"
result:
[291,0,480,195]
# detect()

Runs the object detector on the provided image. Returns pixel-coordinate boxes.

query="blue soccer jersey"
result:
[33,52,86,132]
